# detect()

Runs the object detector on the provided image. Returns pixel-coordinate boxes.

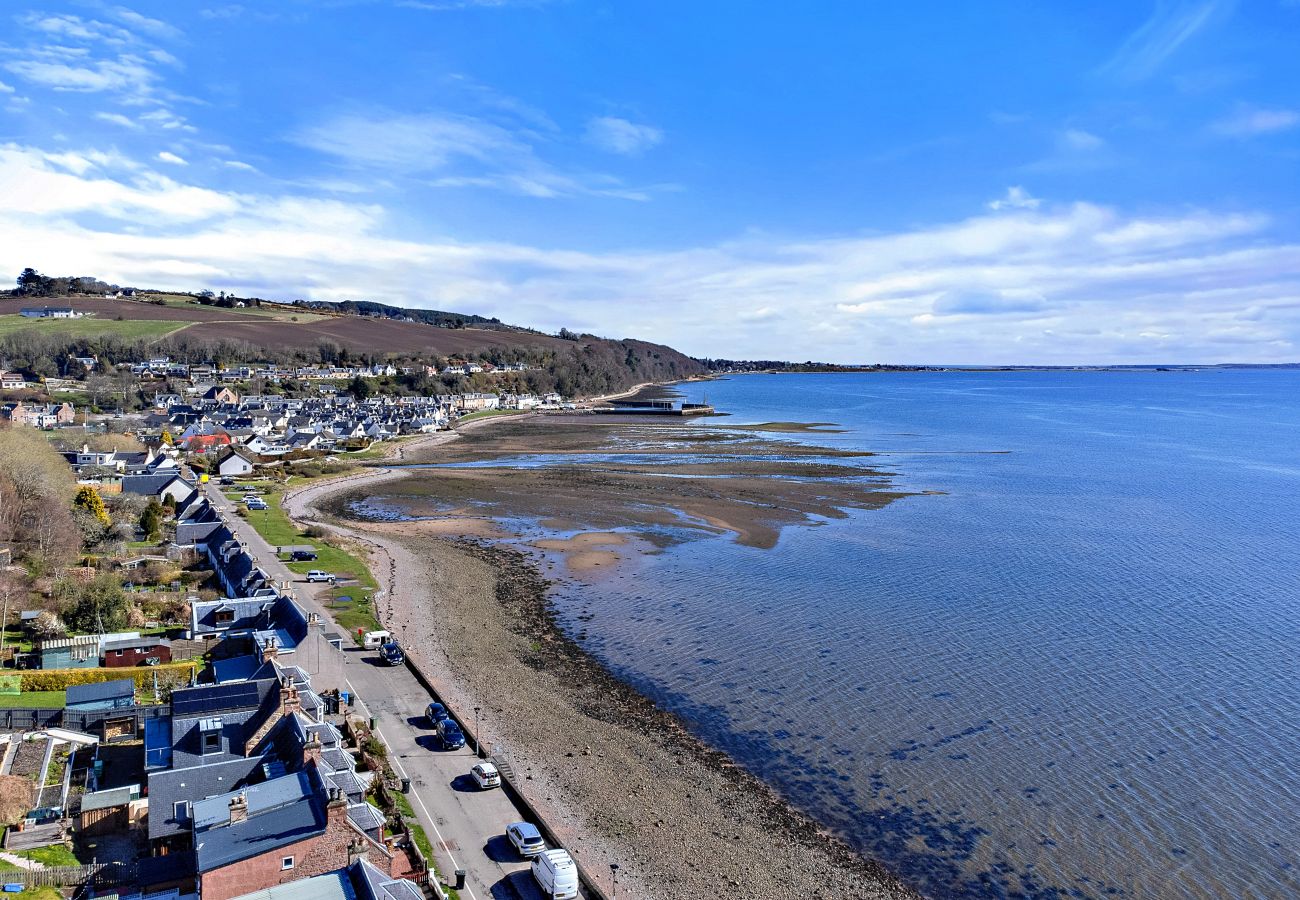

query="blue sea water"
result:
[534,371,1300,899]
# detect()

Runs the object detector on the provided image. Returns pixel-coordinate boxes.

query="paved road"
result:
[209,483,549,900]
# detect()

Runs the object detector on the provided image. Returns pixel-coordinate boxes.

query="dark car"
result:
[426,702,449,725]
[436,718,465,750]
[290,550,318,561]
[380,641,405,666]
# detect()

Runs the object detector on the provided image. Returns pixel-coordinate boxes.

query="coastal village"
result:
[0,350,599,900]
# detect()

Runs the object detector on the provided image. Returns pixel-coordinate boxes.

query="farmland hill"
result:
[0,286,704,398]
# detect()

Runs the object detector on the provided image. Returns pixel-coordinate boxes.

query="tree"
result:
[347,375,373,400]
[15,268,50,297]
[140,500,163,540]
[29,610,65,639]
[161,429,174,446]
[74,486,112,528]
[63,572,130,633]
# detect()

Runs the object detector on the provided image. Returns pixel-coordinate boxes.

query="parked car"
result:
[290,550,318,561]
[245,498,268,510]
[362,630,391,650]
[436,718,465,750]
[531,849,579,900]
[306,570,335,583]
[506,822,546,859]
[470,762,500,790]
[219,476,234,485]
[425,702,449,725]
[380,641,405,666]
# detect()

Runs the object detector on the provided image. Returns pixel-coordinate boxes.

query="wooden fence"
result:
[5,860,134,889]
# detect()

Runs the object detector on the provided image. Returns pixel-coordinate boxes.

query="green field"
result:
[0,690,66,707]
[0,314,191,341]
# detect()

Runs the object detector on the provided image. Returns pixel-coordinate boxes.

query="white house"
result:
[0,372,27,390]
[217,450,257,477]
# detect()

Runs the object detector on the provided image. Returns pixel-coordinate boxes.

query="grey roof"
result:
[66,679,135,708]
[346,802,384,834]
[147,756,267,840]
[231,870,356,900]
[355,860,424,900]
[121,473,194,499]
[103,636,171,652]
[193,770,326,872]
[80,784,139,812]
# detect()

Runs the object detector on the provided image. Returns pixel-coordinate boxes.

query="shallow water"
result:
[397,371,1300,898]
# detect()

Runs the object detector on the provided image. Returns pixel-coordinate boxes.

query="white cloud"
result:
[1099,0,1229,82]
[1060,128,1105,151]
[224,160,258,172]
[584,116,663,155]
[1212,106,1299,137]
[158,151,188,166]
[0,81,13,94]
[989,186,1041,211]
[108,7,183,40]
[94,111,140,129]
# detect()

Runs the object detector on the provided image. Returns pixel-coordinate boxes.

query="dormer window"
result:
[199,717,222,754]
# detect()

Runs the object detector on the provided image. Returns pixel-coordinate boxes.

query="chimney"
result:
[228,792,248,825]
[326,787,347,825]
[280,676,300,714]
[302,735,322,767]
[261,635,278,664]
[347,838,369,867]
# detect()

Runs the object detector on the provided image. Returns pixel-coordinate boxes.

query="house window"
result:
[281,857,295,871]
[202,730,221,752]
[174,800,190,821]
[115,650,124,657]
[215,610,235,625]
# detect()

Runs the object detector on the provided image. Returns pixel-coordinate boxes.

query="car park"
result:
[506,822,546,858]
[531,849,579,899]
[470,762,500,789]
[306,570,336,583]
[436,718,465,750]
[425,702,449,725]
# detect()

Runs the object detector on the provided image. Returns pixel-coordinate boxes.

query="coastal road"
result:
[208,482,551,900]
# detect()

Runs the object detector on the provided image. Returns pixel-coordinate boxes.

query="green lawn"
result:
[16,845,81,867]
[457,408,527,424]
[0,690,66,708]
[232,487,381,637]
[0,315,191,342]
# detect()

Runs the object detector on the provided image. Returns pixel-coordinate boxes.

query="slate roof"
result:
[346,801,384,834]
[192,770,326,872]
[231,870,356,900]
[148,756,267,841]
[355,859,425,900]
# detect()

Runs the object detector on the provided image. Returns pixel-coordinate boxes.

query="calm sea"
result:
[534,371,1300,899]
[366,371,1300,897]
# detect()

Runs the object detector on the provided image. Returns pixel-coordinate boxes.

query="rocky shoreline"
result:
[286,421,922,900]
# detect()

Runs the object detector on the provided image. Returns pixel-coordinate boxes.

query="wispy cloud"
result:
[157,150,188,166]
[292,109,655,200]
[988,186,1041,211]
[1099,1,1231,82]
[584,116,663,155]
[1211,106,1299,137]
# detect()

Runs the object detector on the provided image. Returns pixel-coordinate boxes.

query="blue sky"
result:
[1,0,1298,363]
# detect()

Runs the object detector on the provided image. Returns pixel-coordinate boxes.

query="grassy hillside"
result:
[0,292,706,397]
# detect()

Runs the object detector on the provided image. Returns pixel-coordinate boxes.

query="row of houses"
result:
[127,355,536,382]
[1,400,75,428]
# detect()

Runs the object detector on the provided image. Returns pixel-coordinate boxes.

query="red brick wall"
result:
[199,802,403,900]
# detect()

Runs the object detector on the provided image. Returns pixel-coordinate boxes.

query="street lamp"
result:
[610,863,620,899]
[472,706,481,757]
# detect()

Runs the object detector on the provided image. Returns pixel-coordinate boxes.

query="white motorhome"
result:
[362,630,391,650]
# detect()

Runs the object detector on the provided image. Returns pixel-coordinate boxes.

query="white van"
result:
[531,849,578,900]
[362,630,391,650]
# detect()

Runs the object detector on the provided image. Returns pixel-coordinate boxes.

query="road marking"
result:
[346,677,480,900]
